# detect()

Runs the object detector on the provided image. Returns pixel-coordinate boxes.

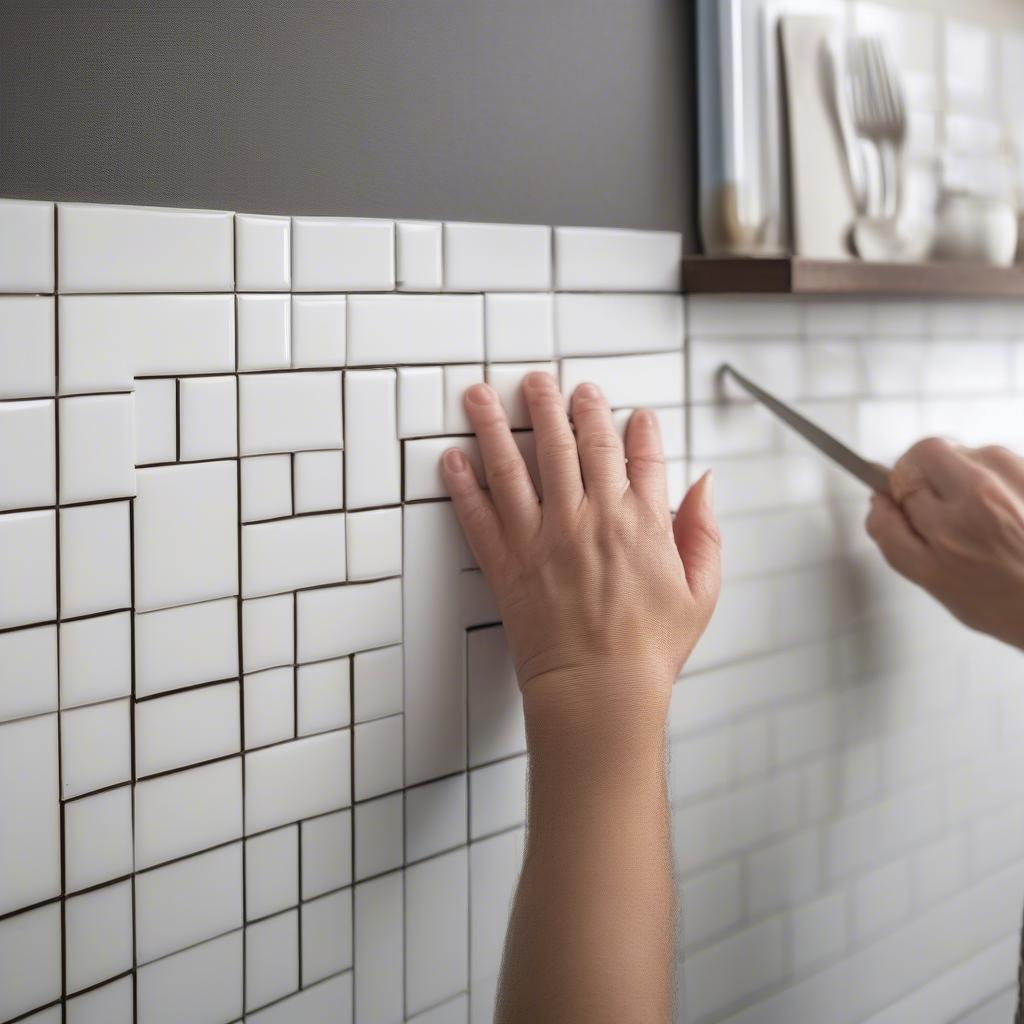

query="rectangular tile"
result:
[241,594,294,674]
[0,623,58,722]
[239,371,343,455]
[0,902,61,1021]
[242,513,347,598]
[244,667,295,749]
[554,226,681,291]
[469,755,527,840]
[344,369,400,509]
[64,786,133,893]
[354,794,403,880]
[397,220,443,291]
[297,658,350,736]
[235,213,291,292]
[560,351,684,408]
[467,625,525,767]
[443,222,551,291]
[355,871,404,1024]
[302,887,353,984]
[297,577,402,662]
[58,394,135,503]
[245,825,298,921]
[292,216,394,291]
[60,698,131,798]
[0,199,54,293]
[484,293,554,362]
[292,295,346,367]
[301,809,352,898]
[134,378,177,465]
[0,297,55,398]
[346,507,402,581]
[0,399,54,512]
[247,972,352,1024]
[555,293,683,356]
[246,908,299,1010]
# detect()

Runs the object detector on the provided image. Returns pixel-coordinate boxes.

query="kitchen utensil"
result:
[824,34,867,215]
[720,364,891,495]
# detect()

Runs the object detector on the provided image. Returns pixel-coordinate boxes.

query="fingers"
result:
[968,445,1024,498]
[898,486,945,541]
[672,471,721,613]
[865,493,938,585]
[462,383,540,535]
[624,408,668,508]
[522,372,584,511]
[890,437,980,502]
[571,383,628,499]
[441,448,505,572]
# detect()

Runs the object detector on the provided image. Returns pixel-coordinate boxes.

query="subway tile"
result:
[59,393,135,503]
[60,698,131,799]
[301,809,352,899]
[59,501,131,618]
[59,612,130,708]
[291,294,346,367]
[354,871,404,1023]
[688,295,801,337]
[404,435,483,501]
[235,213,291,292]
[0,902,62,1021]
[297,657,351,736]
[292,216,394,291]
[0,297,55,398]
[444,222,551,291]
[246,825,298,921]
[0,398,54,510]
[241,454,292,523]
[914,832,969,907]
[397,220,443,291]
[353,644,404,723]
[746,831,820,918]
[689,338,803,404]
[239,371,343,455]
[246,908,299,1010]
[346,507,402,581]
[555,293,683,356]
[244,667,295,749]
[443,362,485,433]
[398,365,445,438]
[134,378,177,464]
[560,351,684,408]
[554,226,681,291]
[293,449,344,513]
[242,512,347,598]
[469,755,527,840]
[297,577,402,662]
[344,369,400,508]
[405,774,468,863]
[853,857,912,941]
[0,509,55,628]
[469,830,521,988]
[467,625,525,768]
[354,793,403,880]
[354,714,404,801]
[484,293,554,361]
[0,198,54,293]
[790,890,846,974]
[237,294,291,371]
[0,625,56,725]
[302,887,353,985]
[64,784,133,893]
[246,972,352,1024]
[58,202,233,292]
[66,975,133,1024]
[241,593,294,673]
[678,861,742,950]
[178,374,237,460]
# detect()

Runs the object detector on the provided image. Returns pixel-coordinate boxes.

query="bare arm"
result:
[441,373,721,1024]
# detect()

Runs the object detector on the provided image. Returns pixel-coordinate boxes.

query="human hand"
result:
[866,438,1024,650]
[441,372,721,749]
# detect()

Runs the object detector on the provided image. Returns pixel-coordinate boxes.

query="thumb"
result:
[673,470,722,611]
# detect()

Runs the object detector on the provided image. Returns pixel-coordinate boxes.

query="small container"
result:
[931,190,1019,267]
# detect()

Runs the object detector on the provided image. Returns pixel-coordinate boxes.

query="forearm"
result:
[496,703,675,1024]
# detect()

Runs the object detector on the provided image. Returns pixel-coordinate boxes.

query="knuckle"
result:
[485,454,524,486]
[582,429,622,454]
[908,436,952,463]
[538,436,578,463]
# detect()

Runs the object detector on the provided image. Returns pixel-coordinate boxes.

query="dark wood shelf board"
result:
[681,257,1024,298]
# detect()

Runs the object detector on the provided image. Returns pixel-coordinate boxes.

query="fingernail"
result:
[700,469,714,509]
[465,383,495,405]
[443,449,468,472]
[574,382,601,400]
[634,409,657,430]
[525,371,556,391]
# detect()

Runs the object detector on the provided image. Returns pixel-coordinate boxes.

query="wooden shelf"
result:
[681,256,1024,298]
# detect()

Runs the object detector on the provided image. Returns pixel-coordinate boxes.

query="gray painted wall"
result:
[0,1,694,235]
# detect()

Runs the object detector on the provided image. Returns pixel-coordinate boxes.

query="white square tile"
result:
[347,295,484,365]
[554,226,681,291]
[239,371,343,455]
[346,507,402,581]
[59,501,131,618]
[0,714,60,915]
[403,435,483,502]
[302,887,353,984]
[0,297,55,398]
[134,378,177,465]
[555,293,683,357]
[65,880,133,992]
[353,645,404,724]
[291,295,347,368]
[292,216,395,291]
[397,221,443,291]
[469,755,527,839]
[467,625,525,767]
[178,375,237,460]
[236,214,291,292]
[301,809,353,899]
[354,793,403,880]
[244,667,295,749]
[237,294,291,371]
[443,363,485,433]
[0,509,56,628]
[246,909,299,1010]
[484,293,554,361]
[486,361,555,428]
[405,774,467,863]
[0,623,57,722]
[242,593,294,673]
[398,365,444,438]
[242,512,347,598]
[59,611,131,708]
[354,714,404,801]
[293,450,344,513]
[297,657,351,736]
[344,369,400,509]
[444,222,551,291]
[0,399,54,510]
[135,681,240,776]
[246,824,299,921]
[0,903,61,1022]
[133,461,238,611]
[354,871,404,1023]
[297,577,402,663]
[61,698,131,799]
[241,454,292,523]
[64,785,133,893]
[246,972,351,1024]
[67,975,133,1024]
[0,199,54,293]
[59,393,135,503]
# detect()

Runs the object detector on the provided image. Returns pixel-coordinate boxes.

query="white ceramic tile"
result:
[59,612,131,708]
[247,972,352,1024]
[469,755,527,839]
[444,222,551,291]
[0,297,55,398]
[241,454,292,523]
[467,625,525,767]
[66,975,133,1024]
[297,577,402,663]
[0,399,54,510]
[243,667,295,749]
[442,363,484,434]
[346,507,402,580]
[689,337,803,404]
[0,623,57,721]
[59,393,135,503]
[58,202,233,292]
[354,714,404,801]
[469,830,520,987]
[239,371,343,455]
[236,213,291,292]
[60,698,131,799]
[555,293,683,357]
[0,903,61,1021]
[687,295,801,337]
[134,757,242,869]
[301,809,353,899]
[135,842,243,964]
[292,216,394,291]
[945,19,996,113]
[242,512,346,598]
[554,226,681,291]
[405,774,467,863]
[484,293,554,361]
[245,730,351,834]
[241,593,294,673]
[0,509,56,628]
[245,909,299,1010]
[297,657,351,736]
[133,461,238,611]
[237,294,291,371]
[293,449,344,513]
[59,294,234,395]
[65,880,133,992]
[136,929,243,1024]
[347,295,484,365]
[135,681,240,777]
[354,793,403,880]
[344,369,400,509]
[397,221,443,291]
[59,501,131,618]
[246,824,299,920]
[178,375,237,460]
[486,361,556,428]
[790,891,846,974]
[398,365,445,438]
[291,295,346,368]
[64,784,133,893]
[560,351,684,408]
[405,847,468,1015]
[135,597,238,697]
[403,435,483,502]
[0,714,60,915]
[134,378,177,464]
[302,887,353,984]
[408,994,469,1024]
[354,871,404,1023]
[0,199,54,293]
[353,645,404,724]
